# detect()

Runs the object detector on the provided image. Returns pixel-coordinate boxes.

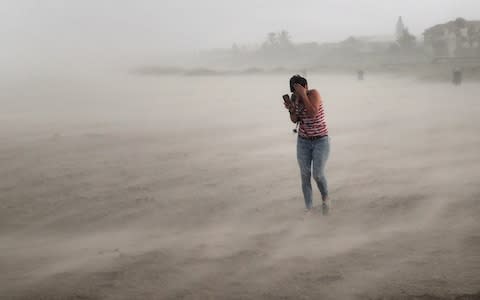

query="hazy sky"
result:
[2,0,480,68]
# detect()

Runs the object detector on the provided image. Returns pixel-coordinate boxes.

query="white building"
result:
[424,18,480,58]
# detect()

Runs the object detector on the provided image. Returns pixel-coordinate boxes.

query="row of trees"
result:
[231,17,418,57]
[218,17,424,67]
[261,30,294,52]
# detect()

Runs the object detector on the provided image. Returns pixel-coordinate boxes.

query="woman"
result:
[284,75,331,215]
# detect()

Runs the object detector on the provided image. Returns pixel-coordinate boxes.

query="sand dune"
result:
[1,73,479,299]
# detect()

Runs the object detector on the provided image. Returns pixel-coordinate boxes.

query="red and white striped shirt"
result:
[296,95,328,138]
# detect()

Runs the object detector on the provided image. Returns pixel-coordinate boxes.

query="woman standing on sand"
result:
[284,75,331,215]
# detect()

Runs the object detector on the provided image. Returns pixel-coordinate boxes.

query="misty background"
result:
[3,0,480,75]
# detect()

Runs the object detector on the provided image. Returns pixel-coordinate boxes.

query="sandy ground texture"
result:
[1,73,480,299]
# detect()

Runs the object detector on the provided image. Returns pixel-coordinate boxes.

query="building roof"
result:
[424,18,480,35]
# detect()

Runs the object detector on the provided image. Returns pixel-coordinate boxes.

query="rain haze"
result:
[3,0,480,70]
[1,1,480,300]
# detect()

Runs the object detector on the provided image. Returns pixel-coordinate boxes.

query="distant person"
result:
[453,68,462,86]
[283,75,331,215]
[357,70,364,81]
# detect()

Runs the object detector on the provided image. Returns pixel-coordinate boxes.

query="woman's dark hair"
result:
[289,75,308,93]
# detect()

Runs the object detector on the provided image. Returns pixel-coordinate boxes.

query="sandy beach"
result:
[1,72,479,299]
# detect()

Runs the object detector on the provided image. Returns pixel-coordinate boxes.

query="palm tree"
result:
[278,30,292,48]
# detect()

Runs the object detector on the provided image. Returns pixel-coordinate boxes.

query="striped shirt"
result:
[295,93,328,138]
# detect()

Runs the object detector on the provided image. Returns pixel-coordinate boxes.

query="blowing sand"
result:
[1,72,479,299]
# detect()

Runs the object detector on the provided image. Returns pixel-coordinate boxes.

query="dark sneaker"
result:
[322,201,330,216]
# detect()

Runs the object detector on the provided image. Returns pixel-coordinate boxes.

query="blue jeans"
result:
[297,136,330,209]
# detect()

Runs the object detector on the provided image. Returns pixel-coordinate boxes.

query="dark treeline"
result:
[199,23,425,69]
[136,17,480,79]
[196,17,480,70]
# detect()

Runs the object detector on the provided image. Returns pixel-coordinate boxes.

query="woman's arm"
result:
[284,101,298,123]
[284,94,299,123]
[289,106,299,123]
[294,84,321,118]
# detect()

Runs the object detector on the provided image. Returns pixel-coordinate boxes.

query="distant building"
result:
[424,18,480,58]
